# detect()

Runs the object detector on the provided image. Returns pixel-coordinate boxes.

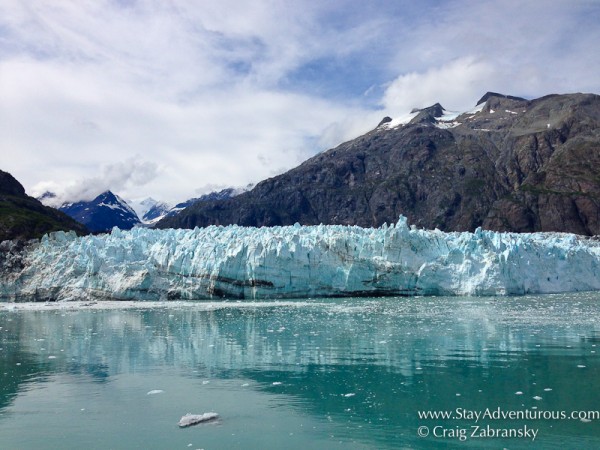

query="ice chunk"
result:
[178,412,219,428]
[147,390,164,395]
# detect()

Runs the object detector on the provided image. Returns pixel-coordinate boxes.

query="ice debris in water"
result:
[147,390,164,395]
[178,412,219,428]
[4,215,600,300]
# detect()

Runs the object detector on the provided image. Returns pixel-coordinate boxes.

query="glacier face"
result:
[1,216,600,301]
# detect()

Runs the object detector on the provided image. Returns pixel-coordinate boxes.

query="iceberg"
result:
[1,216,600,301]
[178,412,219,427]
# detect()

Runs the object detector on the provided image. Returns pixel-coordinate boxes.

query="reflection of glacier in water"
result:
[3,216,600,301]
[1,295,600,448]
[6,295,600,375]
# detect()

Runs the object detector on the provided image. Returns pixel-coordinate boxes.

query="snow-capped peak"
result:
[59,191,141,233]
[128,197,172,224]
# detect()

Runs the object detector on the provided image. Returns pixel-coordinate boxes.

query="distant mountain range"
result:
[37,186,252,233]
[163,186,253,219]
[156,92,600,236]
[0,170,87,241]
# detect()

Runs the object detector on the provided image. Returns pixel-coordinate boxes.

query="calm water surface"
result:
[1,293,600,449]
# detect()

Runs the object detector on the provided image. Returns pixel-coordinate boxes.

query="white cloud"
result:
[33,158,159,206]
[0,0,598,206]
[381,57,494,115]
[380,0,600,113]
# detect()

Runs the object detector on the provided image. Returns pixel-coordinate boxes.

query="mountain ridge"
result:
[156,92,600,235]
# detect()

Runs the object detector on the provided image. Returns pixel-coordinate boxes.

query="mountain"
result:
[60,191,141,233]
[142,201,171,224]
[128,197,172,225]
[157,92,600,235]
[164,186,253,219]
[0,170,87,241]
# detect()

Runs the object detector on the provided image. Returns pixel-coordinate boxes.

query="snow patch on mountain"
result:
[382,100,488,131]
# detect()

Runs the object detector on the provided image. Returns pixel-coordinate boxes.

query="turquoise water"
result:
[1,294,600,449]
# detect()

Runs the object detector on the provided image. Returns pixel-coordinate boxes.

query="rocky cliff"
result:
[157,93,600,235]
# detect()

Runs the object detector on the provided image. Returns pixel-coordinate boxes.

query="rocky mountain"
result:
[156,92,600,235]
[163,186,253,220]
[0,170,88,241]
[128,197,171,225]
[60,191,140,233]
[142,200,171,224]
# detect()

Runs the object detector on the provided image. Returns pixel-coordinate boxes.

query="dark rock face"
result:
[0,171,26,197]
[0,170,88,241]
[157,93,600,235]
[377,116,392,127]
[476,91,527,105]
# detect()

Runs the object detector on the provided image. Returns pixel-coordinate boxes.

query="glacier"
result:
[1,216,600,301]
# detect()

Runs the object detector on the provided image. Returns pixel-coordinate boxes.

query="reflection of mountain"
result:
[1,298,600,445]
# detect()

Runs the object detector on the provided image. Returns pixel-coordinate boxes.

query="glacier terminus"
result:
[2,216,600,301]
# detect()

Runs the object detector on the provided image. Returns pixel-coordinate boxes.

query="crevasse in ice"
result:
[2,216,600,301]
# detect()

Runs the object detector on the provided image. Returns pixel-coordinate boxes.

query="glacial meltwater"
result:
[1,294,600,449]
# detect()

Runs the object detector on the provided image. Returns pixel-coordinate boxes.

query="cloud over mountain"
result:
[1,1,598,203]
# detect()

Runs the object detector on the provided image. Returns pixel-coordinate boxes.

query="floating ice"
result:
[147,390,164,395]
[178,412,219,428]
[2,216,600,301]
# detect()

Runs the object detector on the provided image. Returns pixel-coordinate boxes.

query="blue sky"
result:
[1,0,599,206]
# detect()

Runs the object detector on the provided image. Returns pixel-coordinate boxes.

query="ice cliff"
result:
[2,217,600,301]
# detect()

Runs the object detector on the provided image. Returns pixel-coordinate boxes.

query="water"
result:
[0,293,599,449]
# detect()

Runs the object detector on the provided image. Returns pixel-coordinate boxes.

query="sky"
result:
[1,0,599,206]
